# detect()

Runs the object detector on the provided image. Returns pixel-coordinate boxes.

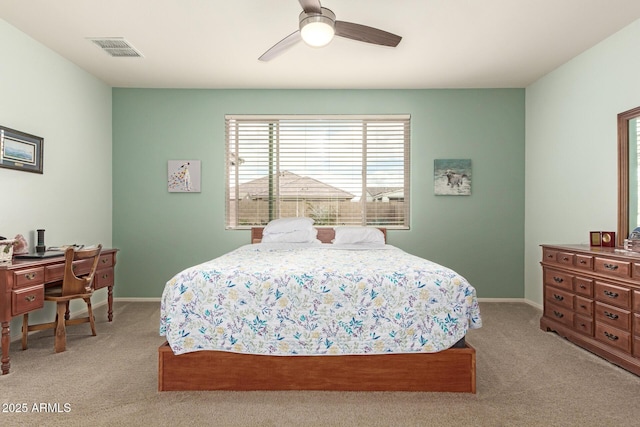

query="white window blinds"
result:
[226,115,410,229]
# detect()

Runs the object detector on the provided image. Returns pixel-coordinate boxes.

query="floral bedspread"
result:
[160,243,482,356]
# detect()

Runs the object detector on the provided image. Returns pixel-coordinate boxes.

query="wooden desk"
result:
[0,248,118,375]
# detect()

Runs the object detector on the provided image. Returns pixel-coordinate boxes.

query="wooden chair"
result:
[22,244,103,353]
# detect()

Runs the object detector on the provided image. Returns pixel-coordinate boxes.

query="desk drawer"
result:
[94,267,114,290]
[98,254,113,269]
[12,285,44,316]
[13,267,44,289]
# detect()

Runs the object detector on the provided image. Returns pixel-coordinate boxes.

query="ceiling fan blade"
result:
[298,0,322,14]
[259,30,302,61]
[334,21,402,47]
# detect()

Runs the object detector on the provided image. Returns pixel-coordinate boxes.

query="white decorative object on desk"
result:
[0,239,16,264]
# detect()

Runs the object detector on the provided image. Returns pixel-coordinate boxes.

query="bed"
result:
[159,222,482,392]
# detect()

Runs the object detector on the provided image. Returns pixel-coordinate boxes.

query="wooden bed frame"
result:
[158,227,477,393]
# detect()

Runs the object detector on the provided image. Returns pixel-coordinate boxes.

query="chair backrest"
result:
[61,244,103,296]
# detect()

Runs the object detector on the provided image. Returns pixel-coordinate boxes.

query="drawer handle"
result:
[24,272,37,280]
[553,310,564,318]
[603,263,619,271]
[579,284,587,289]
[580,304,587,309]
[24,295,36,302]
[604,311,619,320]
[553,277,564,283]
[579,260,587,264]
[553,294,564,301]
[603,331,619,341]
[603,290,619,298]
[562,257,570,262]
[102,273,109,279]
[101,258,108,264]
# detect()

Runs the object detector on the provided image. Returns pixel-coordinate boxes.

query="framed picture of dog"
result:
[434,159,471,196]
[168,160,201,192]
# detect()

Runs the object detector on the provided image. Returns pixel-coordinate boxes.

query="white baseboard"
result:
[477,297,542,310]
[113,297,161,302]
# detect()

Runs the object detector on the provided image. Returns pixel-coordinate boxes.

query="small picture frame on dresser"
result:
[590,231,601,246]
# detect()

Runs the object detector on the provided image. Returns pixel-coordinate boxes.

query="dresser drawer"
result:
[594,257,631,278]
[542,249,576,266]
[574,277,594,297]
[635,335,640,358]
[595,302,631,331]
[575,296,593,316]
[13,267,45,289]
[574,314,593,336]
[634,314,640,337]
[544,303,574,327]
[634,290,640,312]
[12,285,44,316]
[545,286,573,310]
[94,267,114,290]
[595,323,632,353]
[543,269,573,292]
[594,282,632,309]
[575,254,593,270]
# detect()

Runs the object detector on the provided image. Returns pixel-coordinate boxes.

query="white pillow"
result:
[333,227,385,245]
[263,217,314,235]
[261,228,318,243]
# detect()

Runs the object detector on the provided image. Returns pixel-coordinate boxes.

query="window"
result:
[226,115,410,229]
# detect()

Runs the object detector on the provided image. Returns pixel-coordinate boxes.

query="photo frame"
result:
[168,160,201,192]
[0,126,44,174]
[434,159,471,195]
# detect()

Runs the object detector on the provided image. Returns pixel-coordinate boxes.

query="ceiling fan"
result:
[258,0,402,61]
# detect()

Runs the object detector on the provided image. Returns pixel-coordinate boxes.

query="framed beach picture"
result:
[0,126,44,174]
[434,159,471,196]
[168,160,201,192]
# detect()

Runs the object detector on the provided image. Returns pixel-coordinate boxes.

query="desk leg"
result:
[107,285,113,322]
[1,321,10,375]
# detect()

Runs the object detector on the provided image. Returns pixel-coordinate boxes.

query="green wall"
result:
[113,89,524,299]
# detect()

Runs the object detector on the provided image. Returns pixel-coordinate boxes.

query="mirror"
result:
[618,106,640,247]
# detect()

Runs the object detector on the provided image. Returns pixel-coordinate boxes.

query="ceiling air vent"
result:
[88,37,143,58]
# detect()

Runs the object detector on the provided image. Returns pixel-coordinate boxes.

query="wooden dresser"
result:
[540,244,640,375]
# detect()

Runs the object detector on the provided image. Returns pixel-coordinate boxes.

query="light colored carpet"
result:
[2,301,640,426]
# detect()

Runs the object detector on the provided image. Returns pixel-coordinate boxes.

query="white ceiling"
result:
[2,0,640,89]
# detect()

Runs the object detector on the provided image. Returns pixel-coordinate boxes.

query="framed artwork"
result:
[434,159,471,196]
[0,126,44,174]
[168,160,201,192]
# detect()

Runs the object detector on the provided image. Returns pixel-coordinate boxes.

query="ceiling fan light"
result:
[300,9,336,48]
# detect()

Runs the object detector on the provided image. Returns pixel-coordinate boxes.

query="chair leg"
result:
[65,301,70,321]
[22,313,29,350]
[85,298,97,336]
[54,302,67,353]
